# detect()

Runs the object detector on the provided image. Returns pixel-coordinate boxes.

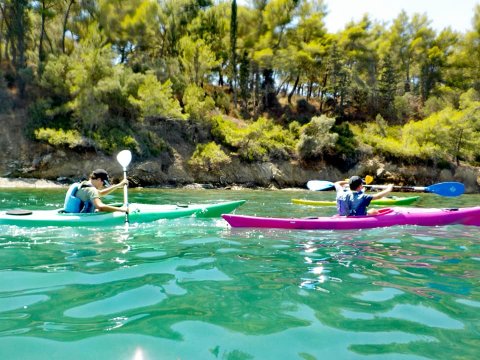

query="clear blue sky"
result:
[236,0,479,34]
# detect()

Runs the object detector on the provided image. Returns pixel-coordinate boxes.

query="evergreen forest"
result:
[1,0,480,175]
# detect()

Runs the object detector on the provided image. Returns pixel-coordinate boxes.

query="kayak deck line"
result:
[222,206,480,230]
[0,200,246,227]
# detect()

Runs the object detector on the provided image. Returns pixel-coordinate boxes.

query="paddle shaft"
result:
[122,168,129,225]
[365,182,464,196]
[116,150,132,226]
[307,176,373,191]
[365,185,427,191]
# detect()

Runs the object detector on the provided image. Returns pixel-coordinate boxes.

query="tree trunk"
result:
[455,129,463,166]
[306,80,313,102]
[288,74,299,104]
[38,0,47,75]
[62,0,75,54]
[230,0,238,109]
[319,72,328,112]
[404,59,411,92]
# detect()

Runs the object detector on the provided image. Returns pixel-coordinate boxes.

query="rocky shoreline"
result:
[1,131,480,193]
[1,152,480,193]
[2,112,479,193]
[0,177,308,192]
[1,168,479,195]
[0,177,64,188]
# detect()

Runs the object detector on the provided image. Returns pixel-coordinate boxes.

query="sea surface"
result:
[0,188,479,360]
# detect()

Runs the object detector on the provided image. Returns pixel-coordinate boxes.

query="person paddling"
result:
[64,169,128,213]
[335,176,393,216]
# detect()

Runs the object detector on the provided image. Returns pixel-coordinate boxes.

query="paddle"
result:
[307,175,373,191]
[306,180,335,191]
[116,150,132,225]
[364,182,465,197]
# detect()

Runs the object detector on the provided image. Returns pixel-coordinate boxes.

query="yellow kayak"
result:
[292,196,420,207]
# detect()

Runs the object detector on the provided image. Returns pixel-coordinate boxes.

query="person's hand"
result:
[118,179,129,187]
[119,206,129,213]
[386,184,394,191]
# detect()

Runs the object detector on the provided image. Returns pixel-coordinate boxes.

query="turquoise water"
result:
[0,188,479,360]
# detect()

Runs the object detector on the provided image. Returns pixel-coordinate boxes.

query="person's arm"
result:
[371,184,394,200]
[98,178,128,196]
[334,180,348,192]
[92,197,128,213]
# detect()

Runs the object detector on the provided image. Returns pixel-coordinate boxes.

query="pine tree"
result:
[378,53,397,121]
[230,0,238,108]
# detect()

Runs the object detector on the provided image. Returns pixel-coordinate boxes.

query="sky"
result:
[323,0,479,33]
[237,0,479,34]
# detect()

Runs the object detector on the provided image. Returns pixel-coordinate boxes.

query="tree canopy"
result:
[1,0,480,168]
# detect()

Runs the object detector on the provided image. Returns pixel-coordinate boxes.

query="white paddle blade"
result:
[307,180,335,191]
[116,150,132,169]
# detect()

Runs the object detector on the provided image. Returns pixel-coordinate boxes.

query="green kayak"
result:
[292,196,420,207]
[0,200,246,227]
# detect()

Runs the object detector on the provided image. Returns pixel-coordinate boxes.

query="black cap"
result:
[349,175,364,190]
[92,169,110,186]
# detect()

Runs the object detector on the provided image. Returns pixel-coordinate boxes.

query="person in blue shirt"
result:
[335,176,393,216]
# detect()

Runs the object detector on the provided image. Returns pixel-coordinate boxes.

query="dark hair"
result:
[91,169,110,186]
[349,176,364,190]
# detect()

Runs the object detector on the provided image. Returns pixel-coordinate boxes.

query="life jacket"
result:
[63,182,94,213]
[336,190,350,216]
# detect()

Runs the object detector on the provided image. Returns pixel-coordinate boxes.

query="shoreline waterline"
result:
[0,177,307,191]
[0,177,64,188]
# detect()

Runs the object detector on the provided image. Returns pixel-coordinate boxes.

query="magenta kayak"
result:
[222,207,480,230]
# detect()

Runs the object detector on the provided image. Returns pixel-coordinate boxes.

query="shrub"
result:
[133,73,185,120]
[182,84,215,121]
[297,115,339,161]
[211,116,295,162]
[26,97,74,136]
[92,128,140,155]
[136,129,170,157]
[352,122,432,162]
[423,96,447,117]
[288,121,302,139]
[214,91,231,114]
[188,142,231,174]
[331,122,358,164]
[394,93,422,123]
[34,128,89,148]
[351,100,480,166]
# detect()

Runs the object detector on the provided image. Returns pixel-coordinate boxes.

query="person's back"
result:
[344,190,372,216]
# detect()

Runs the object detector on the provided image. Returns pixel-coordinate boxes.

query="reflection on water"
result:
[0,189,479,359]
